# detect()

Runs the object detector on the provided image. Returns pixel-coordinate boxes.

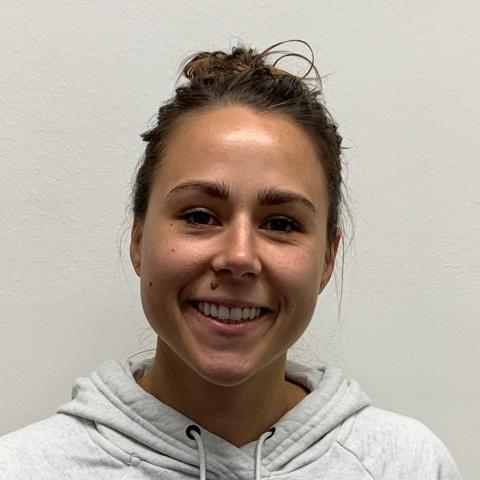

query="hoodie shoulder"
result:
[337,406,462,479]
[0,413,130,479]
[0,414,71,478]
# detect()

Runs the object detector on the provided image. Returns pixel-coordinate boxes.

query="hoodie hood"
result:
[57,355,370,479]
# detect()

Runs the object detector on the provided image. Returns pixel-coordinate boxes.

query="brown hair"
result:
[131,38,352,268]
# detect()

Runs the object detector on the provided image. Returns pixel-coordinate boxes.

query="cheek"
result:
[273,243,323,295]
[281,249,322,325]
[140,237,200,333]
[271,244,324,340]
[141,231,206,296]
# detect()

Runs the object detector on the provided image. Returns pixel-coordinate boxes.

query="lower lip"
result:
[186,302,270,336]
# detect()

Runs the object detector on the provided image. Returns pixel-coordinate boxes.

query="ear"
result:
[130,216,143,277]
[319,229,341,293]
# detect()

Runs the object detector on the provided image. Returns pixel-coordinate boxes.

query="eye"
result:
[180,208,218,227]
[263,217,300,234]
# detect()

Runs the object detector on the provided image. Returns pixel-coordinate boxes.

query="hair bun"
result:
[182,47,264,81]
[180,40,320,89]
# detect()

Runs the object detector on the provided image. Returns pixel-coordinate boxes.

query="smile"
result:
[189,301,269,324]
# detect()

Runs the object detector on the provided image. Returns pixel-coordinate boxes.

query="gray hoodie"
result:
[0,355,461,479]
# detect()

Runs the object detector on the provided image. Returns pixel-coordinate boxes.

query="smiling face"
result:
[130,105,340,387]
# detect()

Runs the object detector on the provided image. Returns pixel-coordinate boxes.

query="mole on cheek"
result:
[170,248,175,253]
[149,281,152,287]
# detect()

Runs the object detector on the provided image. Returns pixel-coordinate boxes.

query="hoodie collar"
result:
[57,355,370,477]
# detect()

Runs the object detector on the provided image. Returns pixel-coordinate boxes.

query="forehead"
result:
[154,105,327,209]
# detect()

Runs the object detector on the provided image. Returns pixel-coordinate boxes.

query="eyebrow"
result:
[166,180,318,215]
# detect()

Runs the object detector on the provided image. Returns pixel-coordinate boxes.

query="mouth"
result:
[187,300,271,325]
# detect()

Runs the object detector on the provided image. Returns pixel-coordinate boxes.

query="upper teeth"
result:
[196,302,263,321]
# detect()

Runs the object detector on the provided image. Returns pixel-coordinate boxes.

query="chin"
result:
[191,354,259,387]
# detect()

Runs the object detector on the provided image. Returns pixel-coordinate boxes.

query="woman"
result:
[0,40,461,479]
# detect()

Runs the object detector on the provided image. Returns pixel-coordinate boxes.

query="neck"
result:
[135,342,308,447]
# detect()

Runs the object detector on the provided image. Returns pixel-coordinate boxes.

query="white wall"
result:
[1,1,478,476]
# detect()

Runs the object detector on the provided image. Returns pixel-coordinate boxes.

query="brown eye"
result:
[181,209,217,226]
[263,217,300,234]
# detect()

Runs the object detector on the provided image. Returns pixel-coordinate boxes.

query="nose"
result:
[211,215,262,279]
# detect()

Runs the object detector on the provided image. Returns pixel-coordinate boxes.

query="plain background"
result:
[1,1,478,477]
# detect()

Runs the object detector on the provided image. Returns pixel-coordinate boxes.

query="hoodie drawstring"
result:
[186,425,207,480]
[186,425,275,480]
[254,427,275,480]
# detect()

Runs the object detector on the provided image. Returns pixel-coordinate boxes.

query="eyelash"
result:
[180,208,301,234]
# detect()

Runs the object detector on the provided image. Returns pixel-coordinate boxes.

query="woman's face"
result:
[131,105,340,387]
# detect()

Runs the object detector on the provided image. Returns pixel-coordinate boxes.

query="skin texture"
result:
[130,105,341,446]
